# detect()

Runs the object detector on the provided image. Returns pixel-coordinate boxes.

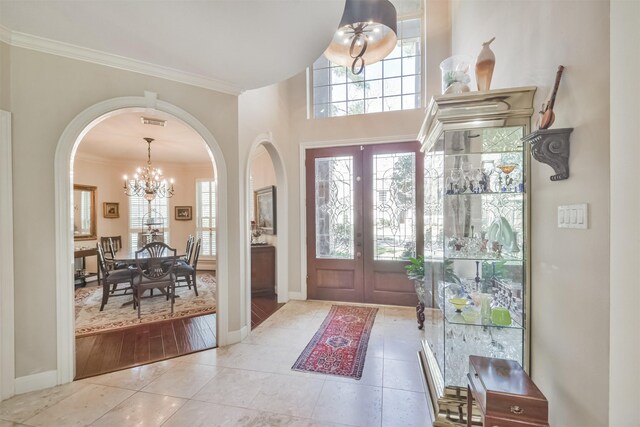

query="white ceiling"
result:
[0,0,423,93]
[76,111,212,164]
[0,0,346,92]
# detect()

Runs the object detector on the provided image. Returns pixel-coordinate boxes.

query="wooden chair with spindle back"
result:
[130,242,177,318]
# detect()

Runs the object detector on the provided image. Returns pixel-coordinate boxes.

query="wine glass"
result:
[461,163,474,193]
[473,168,484,193]
[481,160,495,192]
[450,168,463,194]
[497,163,518,192]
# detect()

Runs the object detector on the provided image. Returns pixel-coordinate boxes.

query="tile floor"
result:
[0,300,433,427]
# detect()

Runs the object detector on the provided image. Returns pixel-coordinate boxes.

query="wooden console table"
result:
[74,247,97,287]
[467,356,549,427]
[251,245,275,296]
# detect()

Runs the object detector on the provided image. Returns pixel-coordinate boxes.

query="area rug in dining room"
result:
[75,272,217,337]
[291,304,378,379]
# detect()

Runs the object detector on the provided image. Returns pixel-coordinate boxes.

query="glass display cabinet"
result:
[417,87,536,425]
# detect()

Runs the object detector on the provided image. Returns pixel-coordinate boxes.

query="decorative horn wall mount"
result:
[523,128,573,181]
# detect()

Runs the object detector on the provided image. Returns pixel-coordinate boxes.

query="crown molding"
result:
[0,25,243,96]
[74,151,212,169]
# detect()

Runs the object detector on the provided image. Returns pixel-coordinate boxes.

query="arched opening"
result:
[71,110,218,378]
[54,96,230,384]
[245,136,289,330]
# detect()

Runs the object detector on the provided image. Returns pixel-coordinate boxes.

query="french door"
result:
[306,142,424,306]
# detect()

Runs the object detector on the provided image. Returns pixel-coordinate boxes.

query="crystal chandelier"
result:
[123,137,174,202]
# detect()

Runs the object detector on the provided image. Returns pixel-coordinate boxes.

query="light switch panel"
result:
[558,204,588,229]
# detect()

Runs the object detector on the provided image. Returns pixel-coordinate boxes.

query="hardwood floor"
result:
[75,295,284,380]
[251,293,284,329]
[75,314,216,380]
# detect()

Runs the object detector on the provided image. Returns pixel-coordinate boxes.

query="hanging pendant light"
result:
[324,0,397,75]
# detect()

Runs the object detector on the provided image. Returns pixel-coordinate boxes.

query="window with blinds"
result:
[196,179,216,256]
[128,183,169,252]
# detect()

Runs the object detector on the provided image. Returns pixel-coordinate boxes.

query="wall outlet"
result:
[558,204,588,229]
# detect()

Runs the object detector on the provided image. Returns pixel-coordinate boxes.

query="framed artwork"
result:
[255,185,277,235]
[103,202,119,219]
[175,206,192,221]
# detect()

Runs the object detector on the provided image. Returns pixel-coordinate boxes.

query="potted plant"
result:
[405,256,427,329]
[406,257,463,307]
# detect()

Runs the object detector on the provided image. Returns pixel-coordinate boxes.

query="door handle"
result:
[356,252,362,258]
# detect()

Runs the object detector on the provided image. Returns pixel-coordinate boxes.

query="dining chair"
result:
[130,242,177,319]
[175,238,201,296]
[182,235,194,264]
[96,243,134,311]
[100,236,127,270]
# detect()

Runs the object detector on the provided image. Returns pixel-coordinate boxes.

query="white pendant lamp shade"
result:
[324,0,398,74]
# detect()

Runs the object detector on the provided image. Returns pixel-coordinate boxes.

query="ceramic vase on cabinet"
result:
[475,37,496,91]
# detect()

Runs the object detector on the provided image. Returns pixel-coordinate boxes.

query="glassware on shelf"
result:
[496,163,518,192]
[481,160,496,192]
[472,168,484,193]
[450,168,463,194]
[461,163,474,194]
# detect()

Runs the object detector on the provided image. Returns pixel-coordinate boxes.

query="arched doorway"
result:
[245,135,289,330]
[54,95,230,384]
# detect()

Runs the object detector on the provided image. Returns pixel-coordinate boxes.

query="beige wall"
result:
[452,1,610,425]
[250,147,277,247]
[73,155,214,273]
[610,0,640,425]
[0,42,9,111]
[280,3,451,294]
[239,82,291,307]
[8,45,241,378]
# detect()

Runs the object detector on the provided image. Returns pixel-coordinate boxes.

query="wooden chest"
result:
[467,356,549,427]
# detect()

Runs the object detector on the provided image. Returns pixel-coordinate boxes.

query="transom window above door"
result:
[311,17,422,118]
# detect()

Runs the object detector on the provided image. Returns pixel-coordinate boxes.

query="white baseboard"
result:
[15,370,58,395]
[225,325,248,345]
[288,292,306,300]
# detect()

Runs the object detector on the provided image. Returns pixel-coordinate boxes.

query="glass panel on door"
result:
[315,156,354,260]
[372,152,417,261]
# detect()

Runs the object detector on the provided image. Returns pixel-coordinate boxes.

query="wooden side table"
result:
[467,356,549,427]
[74,247,98,287]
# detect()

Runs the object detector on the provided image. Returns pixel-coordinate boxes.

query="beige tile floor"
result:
[0,300,434,427]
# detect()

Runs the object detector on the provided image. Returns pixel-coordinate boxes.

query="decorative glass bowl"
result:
[449,297,469,312]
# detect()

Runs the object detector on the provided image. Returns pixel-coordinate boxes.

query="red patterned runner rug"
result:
[291,305,378,379]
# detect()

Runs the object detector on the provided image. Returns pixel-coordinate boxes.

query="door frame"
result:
[0,110,15,400]
[298,134,418,301]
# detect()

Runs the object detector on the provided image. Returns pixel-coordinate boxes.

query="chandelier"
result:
[123,137,174,202]
[324,0,397,75]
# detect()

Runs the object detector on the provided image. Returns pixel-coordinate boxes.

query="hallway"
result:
[0,300,432,426]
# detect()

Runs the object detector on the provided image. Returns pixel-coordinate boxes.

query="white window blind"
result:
[196,179,216,256]
[128,182,169,252]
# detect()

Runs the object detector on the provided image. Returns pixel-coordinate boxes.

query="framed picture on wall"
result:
[175,206,192,221]
[255,185,276,235]
[103,202,119,219]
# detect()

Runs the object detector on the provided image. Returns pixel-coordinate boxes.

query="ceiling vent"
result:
[141,117,167,127]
